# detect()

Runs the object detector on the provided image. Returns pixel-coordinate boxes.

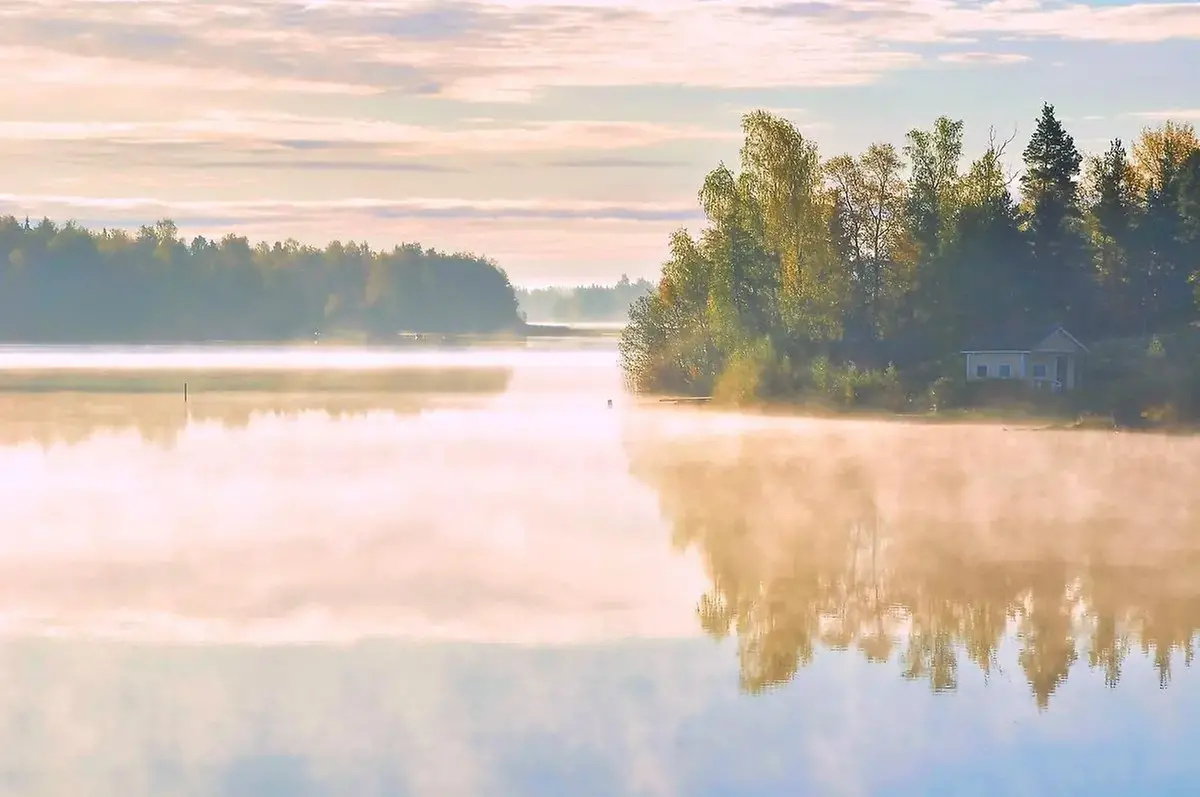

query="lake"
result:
[0,339,1198,796]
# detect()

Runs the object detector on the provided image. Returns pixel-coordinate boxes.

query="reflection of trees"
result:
[0,367,511,448]
[629,421,1200,709]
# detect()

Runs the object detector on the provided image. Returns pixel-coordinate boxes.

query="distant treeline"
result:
[516,275,653,322]
[0,217,521,342]
[620,106,1200,419]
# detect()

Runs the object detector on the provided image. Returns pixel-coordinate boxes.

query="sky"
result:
[0,0,1198,287]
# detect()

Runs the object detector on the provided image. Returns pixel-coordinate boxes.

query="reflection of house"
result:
[961,325,1089,391]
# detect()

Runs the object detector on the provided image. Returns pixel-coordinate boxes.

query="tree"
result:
[904,116,965,259]
[1131,122,1200,328]
[1181,149,1200,306]
[621,104,1200,407]
[0,218,522,342]
[1020,103,1089,329]
[942,129,1031,341]
[899,116,966,356]
[738,110,843,344]
[1084,139,1143,333]
[826,143,913,340]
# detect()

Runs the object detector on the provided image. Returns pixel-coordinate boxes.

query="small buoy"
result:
[606,399,613,409]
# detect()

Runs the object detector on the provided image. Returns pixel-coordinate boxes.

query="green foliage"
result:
[713,338,776,406]
[1020,103,1092,328]
[0,217,521,342]
[1087,330,1200,424]
[622,106,1200,419]
[927,376,966,411]
[807,360,905,410]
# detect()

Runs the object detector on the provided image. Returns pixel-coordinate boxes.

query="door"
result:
[1055,355,1068,388]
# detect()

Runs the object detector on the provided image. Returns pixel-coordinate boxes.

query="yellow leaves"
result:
[658,275,676,306]
[713,339,775,406]
[890,225,921,276]
[1132,120,1199,194]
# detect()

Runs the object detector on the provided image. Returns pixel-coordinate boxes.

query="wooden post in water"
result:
[184,382,188,403]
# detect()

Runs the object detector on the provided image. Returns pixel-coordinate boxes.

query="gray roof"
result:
[961,324,1087,353]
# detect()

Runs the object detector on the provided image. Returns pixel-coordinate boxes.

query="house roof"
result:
[961,324,1089,354]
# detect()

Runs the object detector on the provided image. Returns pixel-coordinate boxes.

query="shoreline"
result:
[0,323,616,348]
[644,395,1198,434]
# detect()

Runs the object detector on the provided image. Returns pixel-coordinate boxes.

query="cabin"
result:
[961,325,1089,391]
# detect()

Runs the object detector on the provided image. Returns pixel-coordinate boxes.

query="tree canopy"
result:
[620,105,1200,411]
[0,217,521,342]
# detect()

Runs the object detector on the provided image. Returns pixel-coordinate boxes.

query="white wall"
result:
[967,352,1079,389]
[965,352,1025,381]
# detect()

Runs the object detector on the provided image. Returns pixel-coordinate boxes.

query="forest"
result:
[516,275,654,322]
[619,105,1200,420]
[0,217,521,342]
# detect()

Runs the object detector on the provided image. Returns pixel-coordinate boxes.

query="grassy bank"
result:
[638,327,1200,434]
[647,393,1194,433]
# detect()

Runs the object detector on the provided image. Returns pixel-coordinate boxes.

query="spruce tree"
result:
[1021,103,1090,330]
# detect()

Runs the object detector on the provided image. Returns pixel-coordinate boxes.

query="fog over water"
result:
[1,339,1198,796]
[0,341,701,645]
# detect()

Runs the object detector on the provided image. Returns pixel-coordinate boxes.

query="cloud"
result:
[0,44,378,98]
[2,1,1196,104]
[740,1,930,26]
[0,1,913,102]
[199,159,460,173]
[1127,108,1200,120]
[0,194,701,223]
[0,113,733,157]
[547,157,691,168]
[0,1,1191,104]
[978,0,1200,43]
[2,0,1195,283]
[937,51,1031,64]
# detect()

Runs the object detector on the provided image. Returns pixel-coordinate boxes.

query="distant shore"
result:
[0,322,620,349]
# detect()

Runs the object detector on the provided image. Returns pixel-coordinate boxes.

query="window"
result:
[998,364,1012,378]
[976,364,988,378]
[1032,364,1047,378]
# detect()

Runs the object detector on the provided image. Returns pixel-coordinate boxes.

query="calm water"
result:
[1,340,1198,796]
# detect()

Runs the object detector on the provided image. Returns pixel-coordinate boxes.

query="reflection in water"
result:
[5,346,1200,794]
[627,415,1200,709]
[0,353,701,645]
[0,364,514,447]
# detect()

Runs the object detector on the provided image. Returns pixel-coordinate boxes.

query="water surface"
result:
[0,341,1197,796]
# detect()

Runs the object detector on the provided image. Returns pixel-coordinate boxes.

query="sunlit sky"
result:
[1,0,1197,286]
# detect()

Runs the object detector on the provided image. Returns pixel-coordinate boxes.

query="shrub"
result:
[713,338,775,405]
[927,375,967,411]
